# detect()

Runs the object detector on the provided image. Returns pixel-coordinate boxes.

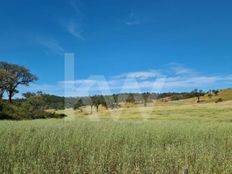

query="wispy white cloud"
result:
[125,10,141,26]
[171,65,197,76]
[37,38,65,55]
[61,0,84,39]
[66,20,84,39]
[114,70,160,80]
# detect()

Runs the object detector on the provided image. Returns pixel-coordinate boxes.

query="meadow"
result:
[1,99,232,174]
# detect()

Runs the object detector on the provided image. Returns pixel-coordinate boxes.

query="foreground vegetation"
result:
[0,119,232,174]
[1,100,232,173]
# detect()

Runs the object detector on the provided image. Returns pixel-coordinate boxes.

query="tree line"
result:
[11,89,220,113]
[72,89,219,112]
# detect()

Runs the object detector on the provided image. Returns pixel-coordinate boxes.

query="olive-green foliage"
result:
[0,96,66,120]
[0,120,232,174]
[0,61,38,103]
[126,93,136,103]
[215,98,223,103]
[22,92,65,110]
[73,99,84,110]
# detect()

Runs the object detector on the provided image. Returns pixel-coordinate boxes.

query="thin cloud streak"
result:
[64,0,84,39]
[66,21,84,39]
[37,38,65,55]
[114,70,161,80]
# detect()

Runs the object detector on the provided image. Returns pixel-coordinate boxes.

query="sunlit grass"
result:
[0,119,232,173]
[1,100,232,173]
[58,100,232,121]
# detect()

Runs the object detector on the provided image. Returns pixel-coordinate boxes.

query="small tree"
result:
[126,93,135,104]
[100,96,108,109]
[142,92,150,107]
[22,94,47,112]
[191,89,205,103]
[90,102,94,114]
[91,96,100,112]
[112,94,119,109]
[208,93,213,99]
[22,92,37,99]
[0,62,38,103]
[74,99,84,111]
[212,90,219,96]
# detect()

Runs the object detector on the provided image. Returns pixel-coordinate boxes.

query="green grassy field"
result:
[1,99,232,173]
[1,119,232,173]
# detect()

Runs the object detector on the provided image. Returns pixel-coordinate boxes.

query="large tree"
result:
[0,62,38,103]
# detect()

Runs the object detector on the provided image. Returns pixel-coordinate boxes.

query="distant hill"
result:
[202,88,232,103]
[218,88,232,100]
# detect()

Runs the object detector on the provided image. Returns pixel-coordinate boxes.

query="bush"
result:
[0,100,66,120]
[0,102,20,120]
[215,98,223,103]
[170,95,184,101]
[0,112,15,120]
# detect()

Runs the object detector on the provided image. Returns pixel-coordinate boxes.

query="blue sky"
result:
[1,0,232,96]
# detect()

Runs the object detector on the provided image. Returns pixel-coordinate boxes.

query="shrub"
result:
[215,98,223,103]
[170,95,184,101]
[0,100,66,120]
[0,112,15,120]
[0,102,20,120]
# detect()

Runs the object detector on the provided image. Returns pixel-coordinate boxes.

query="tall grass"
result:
[0,119,232,173]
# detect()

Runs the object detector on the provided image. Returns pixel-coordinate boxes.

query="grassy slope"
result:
[56,88,232,121]
[58,100,232,121]
[202,88,232,102]
[1,89,232,173]
[0,120,232,173]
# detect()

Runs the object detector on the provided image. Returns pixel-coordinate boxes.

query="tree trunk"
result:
[197,96,200,103]
[144,101,147,107]
[0,89,3,100]
[9,91,13,103]
[96,105,99,112]
[90,105,93,114]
